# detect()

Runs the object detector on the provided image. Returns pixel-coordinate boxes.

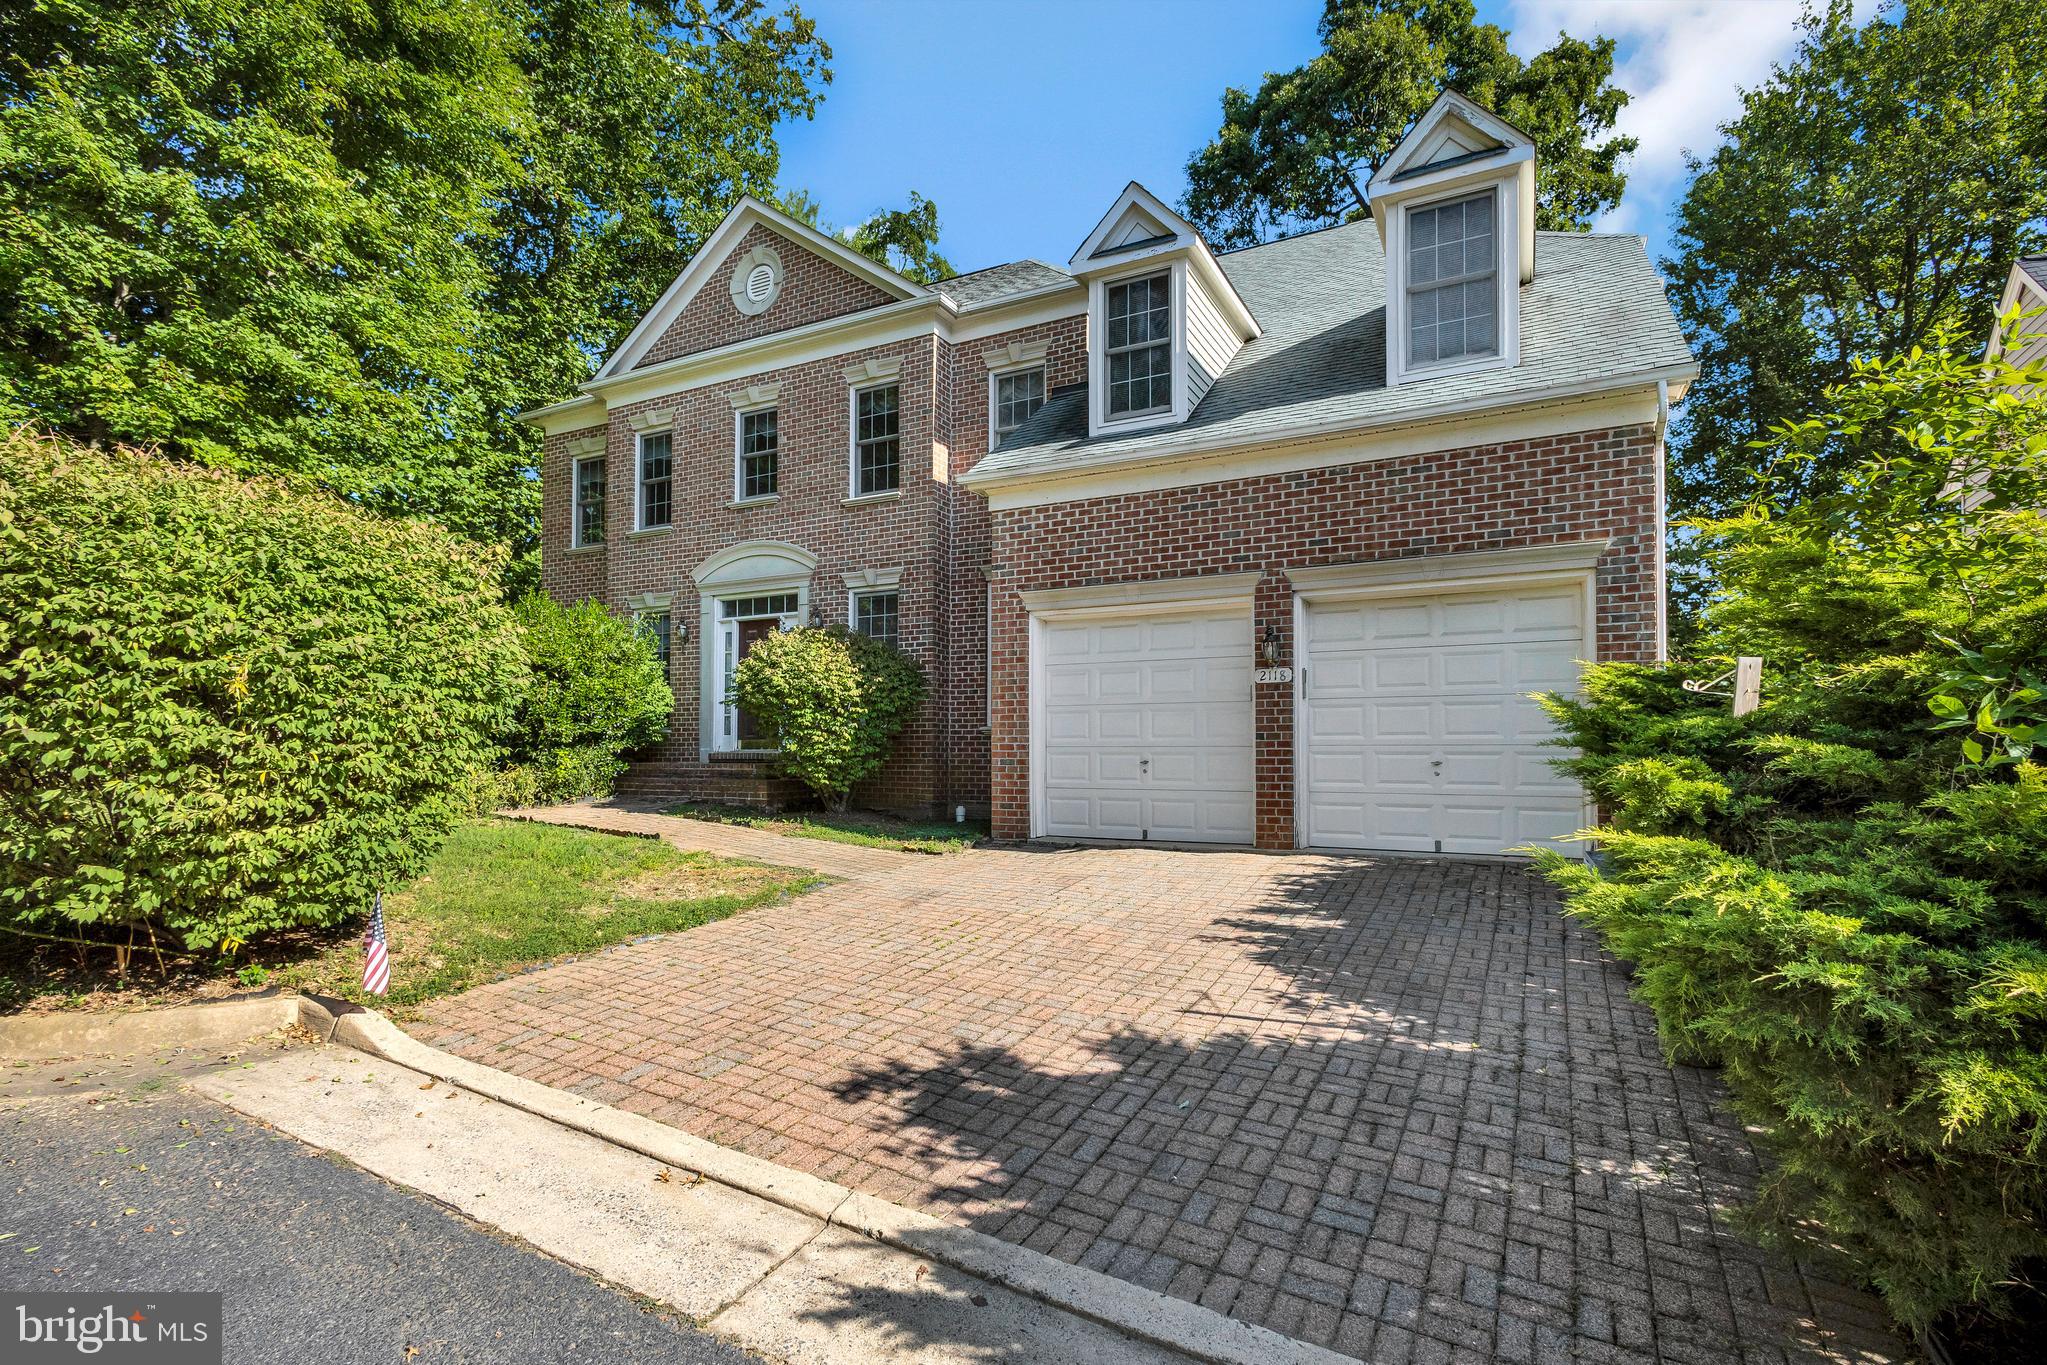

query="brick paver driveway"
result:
[419,806,1902,1364]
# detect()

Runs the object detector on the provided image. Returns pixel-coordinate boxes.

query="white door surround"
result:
[692,541,816,757]
[1289,541,1604,857]
[1022,572,1258,845]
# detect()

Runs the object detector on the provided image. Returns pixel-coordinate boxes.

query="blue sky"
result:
[774,0,1870,276]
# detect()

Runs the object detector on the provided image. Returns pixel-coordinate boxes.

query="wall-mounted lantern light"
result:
[808,603,825,628]
[1259,623,1284,667]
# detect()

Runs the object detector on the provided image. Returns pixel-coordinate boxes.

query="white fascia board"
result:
[519,394,606,434]
[1069,181,1195,272]
[1370,91,1531,191]
[963,368,1695,507]
[591,197,929,383]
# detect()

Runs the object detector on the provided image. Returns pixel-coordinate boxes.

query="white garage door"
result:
[1301,585,1586,856]
[1037,610,1253,844]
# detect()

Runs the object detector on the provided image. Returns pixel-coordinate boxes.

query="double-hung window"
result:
[854,591,900,649]
[635,611,671,669]
[572,455,605,547]
[636,431,673,529]
[853,384,900,497]
[1104,273,1171,418]
[992,367,1046,448]
[737,408,778,501]
[1405,191,1498,368]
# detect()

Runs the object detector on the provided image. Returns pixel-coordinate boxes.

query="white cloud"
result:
[1505,1,1873,240]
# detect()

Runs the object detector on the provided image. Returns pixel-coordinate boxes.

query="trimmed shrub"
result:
[0,434,525,956]
[1536,330,2047,1336]
[728,626,924,809]
[502,593,672,803]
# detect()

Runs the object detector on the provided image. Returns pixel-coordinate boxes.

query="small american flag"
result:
[362,891,390,996]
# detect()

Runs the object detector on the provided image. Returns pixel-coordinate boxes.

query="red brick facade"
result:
[635,223,897,369]
[539,215,1667,840]
[984,425,1665,846]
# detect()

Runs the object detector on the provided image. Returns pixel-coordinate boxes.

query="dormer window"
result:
[1105,273,1173,419]
[1406,191,1498,368]
[1367,91,1537,388]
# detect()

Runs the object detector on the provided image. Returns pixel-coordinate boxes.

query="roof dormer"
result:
[1368,91,1536,388]
[1068,183,1259,438]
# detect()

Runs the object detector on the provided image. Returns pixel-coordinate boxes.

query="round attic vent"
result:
[729,244,784,316]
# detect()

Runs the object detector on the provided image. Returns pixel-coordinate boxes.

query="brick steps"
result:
[612,757,807,811]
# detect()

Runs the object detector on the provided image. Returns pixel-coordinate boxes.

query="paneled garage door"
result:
[1037,610,1254,844]
[1301,584,1587,855]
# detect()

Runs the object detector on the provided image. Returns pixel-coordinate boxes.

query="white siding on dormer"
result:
[1185,271,1242,411]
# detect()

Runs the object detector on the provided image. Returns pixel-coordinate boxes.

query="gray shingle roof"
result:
[934,259,1072,307]
[2022,256,2047,292]
[968,220,1695,485]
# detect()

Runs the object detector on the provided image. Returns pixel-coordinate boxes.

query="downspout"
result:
[1653,379,1671,662]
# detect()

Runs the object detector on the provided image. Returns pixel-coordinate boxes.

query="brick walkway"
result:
[420,807,1903,1364]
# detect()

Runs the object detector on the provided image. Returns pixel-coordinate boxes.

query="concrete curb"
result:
[304,997,1353,1365]
[0,993,298,1061]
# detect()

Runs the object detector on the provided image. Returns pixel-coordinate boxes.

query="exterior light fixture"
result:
[1259,623,1284,667]
[808,603,825,628]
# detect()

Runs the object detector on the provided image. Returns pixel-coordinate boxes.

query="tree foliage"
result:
[1180,0,1633,248]
[0,432,525,957]
[0,0,830,567]
[1665,0,2047,532]
[1537,333,2047,1335]
[502,592,672,804]
[728,627,924,810]
[772,187,954,283]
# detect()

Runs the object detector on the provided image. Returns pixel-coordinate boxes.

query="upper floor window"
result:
[854,590,900,649]
[992,367,1046,448]
[1406,191,1497,368]
[853,384,900,496]
[737,408,778,501]
[572,455,605,548]
[1104,273,1172,418]
[636,430,672,529]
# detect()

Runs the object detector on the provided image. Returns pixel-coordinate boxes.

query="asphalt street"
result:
[1,1052,761,1365]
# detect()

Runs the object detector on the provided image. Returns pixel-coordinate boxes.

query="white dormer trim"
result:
[1370,91,1536,390]
[1070,182,1259,438]
[593,196,929,382]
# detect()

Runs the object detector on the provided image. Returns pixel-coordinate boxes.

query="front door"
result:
[734,616,780,747]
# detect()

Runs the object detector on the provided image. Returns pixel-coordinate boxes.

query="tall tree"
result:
[771,187,955,283]
[0,0,830,566]
[1666,0,2047,526]
[1181,0,1633,248]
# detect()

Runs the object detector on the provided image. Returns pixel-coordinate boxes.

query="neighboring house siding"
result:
[984,422,1665,847]
[635,223,899,370]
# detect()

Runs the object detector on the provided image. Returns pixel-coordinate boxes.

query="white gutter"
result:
[958,362,1701,493]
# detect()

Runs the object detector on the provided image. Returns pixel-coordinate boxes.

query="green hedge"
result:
[728,626,924,809]
[0,434,525,954]
[501,592,671,804]
[1537,331,2047,1334]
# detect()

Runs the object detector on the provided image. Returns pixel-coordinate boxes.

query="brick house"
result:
[521,91,1697,855]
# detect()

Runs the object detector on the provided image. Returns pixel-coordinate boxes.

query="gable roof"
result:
[963,221,1697,489]
[2022,256,2047,296]
[933,259,1071,308]
[592,196,930,382]
[1370,90,1532,193]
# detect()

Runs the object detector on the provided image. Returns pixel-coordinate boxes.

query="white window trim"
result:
[732,402,779,505]
[987,361,1048,452]
[848,586,903,648]
[634,428,674,532]
[1087,261,1189,437]
[846,379,904,500]
[570,453,605,549]
[1384,179,1520,388]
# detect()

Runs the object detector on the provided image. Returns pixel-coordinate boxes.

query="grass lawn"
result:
[0,819,819,1017]
[666,803,986,854]
[269,819,821,1011]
